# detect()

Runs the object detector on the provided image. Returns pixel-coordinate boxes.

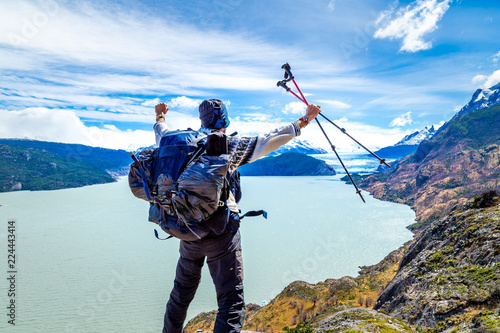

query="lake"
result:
[0,176,414,332]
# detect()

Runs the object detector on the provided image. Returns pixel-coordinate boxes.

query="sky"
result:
[0,0,499,151]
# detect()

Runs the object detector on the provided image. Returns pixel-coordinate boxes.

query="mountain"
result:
[375,82,500,164]
[186,193,500,333]
[357,103,500,225]
[0,139,131,192]
[374,192,500,330]
[0,139,131,171]
[435,82,500,136]
[0,144,115,191]
[268,139,328,156]
[374,125,438,160]
[238,153,336,176]
[455,82,500,118]
[395,125,438,146]
[186,244,415,333]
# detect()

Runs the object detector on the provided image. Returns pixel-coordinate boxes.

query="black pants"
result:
[163,229,245,333]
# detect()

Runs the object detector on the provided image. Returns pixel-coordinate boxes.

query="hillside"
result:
[0,144,117,191]
[375,192,500,332]
[238,153,336,176]
[0,138,131,170]
[185,244,414,332]
[186,194,500,333]
[357,104,500,225]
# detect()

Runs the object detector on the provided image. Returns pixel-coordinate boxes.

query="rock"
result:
[314,308,414,332]
[374,202,500,329]
[328,276,357,296]
[11,182,22,191]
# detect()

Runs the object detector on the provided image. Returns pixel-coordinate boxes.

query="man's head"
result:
[199,99,230,130]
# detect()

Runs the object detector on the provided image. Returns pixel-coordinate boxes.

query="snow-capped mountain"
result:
[434,82,500,137]
[395,125,437,146]
[455,82,500,118]
[268,139,328,156]
[374,125,439,161]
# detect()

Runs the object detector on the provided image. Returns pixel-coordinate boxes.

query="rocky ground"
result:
[375,193,500,332]
[314,308,414,332]
[186,194,500,333]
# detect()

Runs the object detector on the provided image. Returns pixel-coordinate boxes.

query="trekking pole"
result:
[277,63,366,203]
[279,63,391,169]
[316,114,391,168]
[315,117,366,203]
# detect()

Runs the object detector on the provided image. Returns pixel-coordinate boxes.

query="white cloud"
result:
[472,74,488,85]
[0,0,292,93]
[493,51,500,63]
[0,107,200,150]
[229,114,407,152]
[328,0,337,12]
[169,96,202,110]
[374,0,452,53]
[316,99,352,109]
[390,111,413,127]
[472,70,500,89]
[141,98,160,107]
[0,0,326,126]
[282,102,307,115]
[301,117,409,152]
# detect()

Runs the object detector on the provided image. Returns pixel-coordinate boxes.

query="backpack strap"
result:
[154,229,173,240]
[240,210,268,220]
[129,151,153,201]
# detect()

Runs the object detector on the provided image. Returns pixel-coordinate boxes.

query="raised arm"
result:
[229,104,321,168]
[153,103,169,146]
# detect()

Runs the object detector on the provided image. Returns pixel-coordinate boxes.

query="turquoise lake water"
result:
[0,176,414,332]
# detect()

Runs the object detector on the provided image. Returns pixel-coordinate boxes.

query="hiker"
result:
[154,99,321,333]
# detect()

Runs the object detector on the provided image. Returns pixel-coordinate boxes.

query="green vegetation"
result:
[0,143,123,192]
[0,138,130,170]
[430,263,500,302]
[424,247,455,270]
[282,322,314,333]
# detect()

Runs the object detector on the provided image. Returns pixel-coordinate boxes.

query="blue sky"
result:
[0,0,499,150]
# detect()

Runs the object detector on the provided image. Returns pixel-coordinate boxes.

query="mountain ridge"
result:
[435,82,500,137]
[238,153,336,176]
[357,103,500,224]
[0,139,131,192]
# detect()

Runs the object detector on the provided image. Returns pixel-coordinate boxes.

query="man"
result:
[154,99,321,332]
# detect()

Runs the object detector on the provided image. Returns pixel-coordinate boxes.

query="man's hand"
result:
[155,103,169,117]
[305,104,321,121]
[297,104,321,129]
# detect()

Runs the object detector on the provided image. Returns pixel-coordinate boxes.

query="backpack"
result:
[129,129,240,241]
